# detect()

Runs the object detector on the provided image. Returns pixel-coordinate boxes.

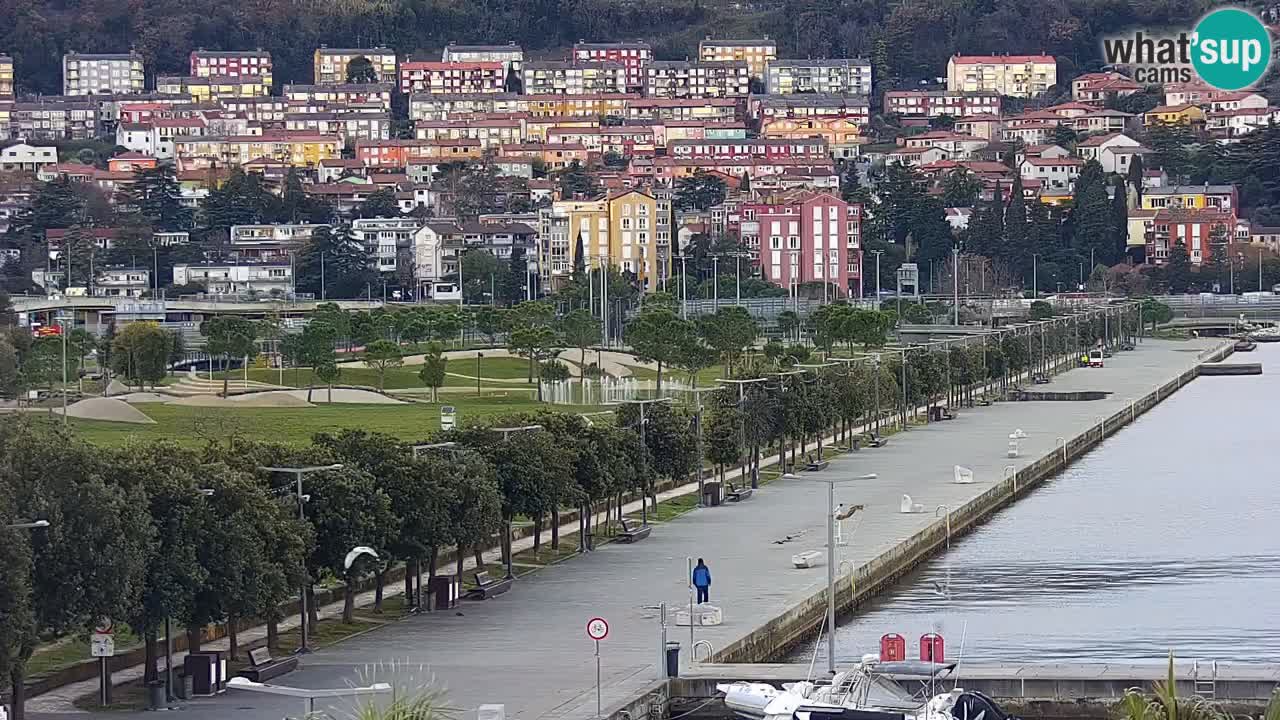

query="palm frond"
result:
[1263,689,1280,720]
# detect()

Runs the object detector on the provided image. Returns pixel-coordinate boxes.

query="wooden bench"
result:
[805,459,830,471]
[239,646,298,682]
[1032,372,1050,384]
[466,570,513,600]
[941,407,957,421]
[864,432,889,448]
[617,518,651,543]
[725,482,753,502]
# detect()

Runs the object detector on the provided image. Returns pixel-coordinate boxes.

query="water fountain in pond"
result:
[543,375,709,405]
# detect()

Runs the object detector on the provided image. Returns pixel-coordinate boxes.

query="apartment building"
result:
[93,267,150,297]
[626,98,739,122]
[740,191,858,296]
[1141,185,1237,213]
[173,132,342,170]
[572,42,652,93]
[284,111,391,143]
[753,94,870,125]
[352,217,425,275]
[63,52,145,95]
[189,50,272,84]
[156,75,269,101]
[946,54,1057,98]
[765,58,871,96]
[399,61,506,95]
[9,98,99,140]
[314,47,397,85]
[0,55,13,98]
[175,262,292,295]
[283,83,394,112]
[356,138,483,167]
[884,90,1001,120]
[442,43,524,73]
[0,143,57,172]
[541,190,669,290]
[667,137,829,162]
[1146,208,1236,265]
[698,37,777,78]
[645,61,749,99]
[1070,71,1141,105]
[522,61,626,95]
[228,223,330,262]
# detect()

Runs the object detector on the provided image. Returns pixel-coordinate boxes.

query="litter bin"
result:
[178,672,194,700]
[147,680,166,709]
[702,481,722,507]
[664,641,681,678]
[426,575,459,610]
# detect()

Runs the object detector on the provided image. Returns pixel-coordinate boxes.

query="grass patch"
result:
[27,626,142,681]
[69,397,606,446]
[222,355,537,391]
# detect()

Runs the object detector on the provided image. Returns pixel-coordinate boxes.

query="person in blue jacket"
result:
[692,558,712,604]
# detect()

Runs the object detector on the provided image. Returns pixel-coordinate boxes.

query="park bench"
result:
[805,457,830,471]
[239,646,298,682]
[864,432,889,448]
[466,570,513,600]
[617,518,652,543]
[725,481,753,502]
[976,396,993,407]
[941,407,957,421]
[1032,372,1050,384]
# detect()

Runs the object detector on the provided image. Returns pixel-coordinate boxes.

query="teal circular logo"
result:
[1192,8,1272,90]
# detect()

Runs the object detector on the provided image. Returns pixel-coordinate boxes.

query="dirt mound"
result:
[61,397,155,424]
[226,392,315,408]
[278,388,405,405]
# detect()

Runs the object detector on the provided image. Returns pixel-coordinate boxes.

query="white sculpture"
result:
[792,550,823,568]
[900,494,925,513]
[953,465,974,484]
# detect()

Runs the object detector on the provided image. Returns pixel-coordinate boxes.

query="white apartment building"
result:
[0,143,58,172]
[229,223,330,261]
[63,52,145,96]
[645,61,750,98]
[314,47,397,85]
[522,61,626,95]
[698,37,777,78]
[351,217,425,275]
[442,44,524,73]
[174,263,293,295]
[93,268,150,297]
[946,54,1057,98]
[765,59,871,96]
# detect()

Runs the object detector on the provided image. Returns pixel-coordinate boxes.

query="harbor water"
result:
[802,345,1280,664]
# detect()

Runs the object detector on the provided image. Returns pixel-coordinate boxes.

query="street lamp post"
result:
[782,472,876,675]
[870,250,883,307]
[1032,253,1039,300]
[491,425,544,579]
[257,464,344,654]
[951,247,960,325]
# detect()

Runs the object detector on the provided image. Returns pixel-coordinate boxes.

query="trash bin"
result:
[702,481,722,507]
[179,672,194,700]
[147,680,166,709]
[664,641,681,678]
[427,575,459,610]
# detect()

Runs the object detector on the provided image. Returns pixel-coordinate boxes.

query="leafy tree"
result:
[540,360,572,383]
[555,160,598,200]
[201,169,280,240]
[363,339,403,391]
[940,168,981,207]
[699,306,757,375]
[674,172,728,211]
[560,308,601,369]
[346,56,378,83]
[125,166,192,231]
[356,188,401,219]
[110,321,173,389]
[626,307,694,391]
[0,339,18,400]
[418,341,448,402]
[304,467,396,623]
[1164,241,1193,294]
[1030,300,1055,320]
[0,421,150,717]
[200,316,259,396]
[1069,160,1117,265]
[295,225,371,299]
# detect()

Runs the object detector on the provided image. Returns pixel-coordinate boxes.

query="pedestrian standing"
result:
[692,558,712,604]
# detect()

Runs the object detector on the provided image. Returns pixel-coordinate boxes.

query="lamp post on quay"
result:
[780,472,876,675]
[257,464,344,654]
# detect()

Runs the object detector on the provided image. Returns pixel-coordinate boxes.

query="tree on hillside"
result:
[295,225,371,299]
[418,341,448,402]
[200,316,258,396]
[346,56,378,84]
[125,165,192,231]
[674,172,728,211]
[560,308,601,370]
[364,339,403,392]
[355,188,400,219]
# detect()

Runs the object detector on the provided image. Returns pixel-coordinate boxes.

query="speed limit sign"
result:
[586,617,609,641]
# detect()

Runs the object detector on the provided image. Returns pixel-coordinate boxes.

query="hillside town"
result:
[1,41,1278,304]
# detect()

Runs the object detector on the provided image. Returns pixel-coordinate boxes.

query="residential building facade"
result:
[884,90,1000,120]
[765,59,872,96]
[645,61,749,98]
[0,55,13,98]
[945,54,1057,98]
[698,37,777,78]
[189,50,273,84]
[399,61,506,94]
[740,191,859,296]
[572,42,652,93]
[314,47,397,85]
[62,52,145,95]
[174,262,293,295]
[522,61,627,95]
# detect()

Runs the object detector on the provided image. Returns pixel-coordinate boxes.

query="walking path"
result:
[32,339,1218,720]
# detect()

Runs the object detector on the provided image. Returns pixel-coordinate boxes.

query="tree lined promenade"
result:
[0,297,1144,717]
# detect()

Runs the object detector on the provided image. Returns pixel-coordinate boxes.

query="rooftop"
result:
[950,53,1055,64]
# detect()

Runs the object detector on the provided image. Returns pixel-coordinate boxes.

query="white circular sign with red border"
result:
[586,617,609,641]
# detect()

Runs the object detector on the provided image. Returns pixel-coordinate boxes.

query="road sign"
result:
[586,617,609,641]
[94,618,114,635]
[90,633,115,658]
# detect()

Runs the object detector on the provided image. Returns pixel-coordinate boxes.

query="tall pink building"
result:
[741,190,862,297]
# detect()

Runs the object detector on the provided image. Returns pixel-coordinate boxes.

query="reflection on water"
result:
[808,345,1280,663]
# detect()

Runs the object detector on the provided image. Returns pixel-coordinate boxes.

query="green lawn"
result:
[227,355,538,391]
[71,397,606,446]
[622,364,726,387]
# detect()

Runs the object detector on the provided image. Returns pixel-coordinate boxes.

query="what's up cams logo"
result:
[1102,7,1272,90]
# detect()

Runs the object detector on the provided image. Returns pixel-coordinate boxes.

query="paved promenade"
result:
[34,339,1219,720]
